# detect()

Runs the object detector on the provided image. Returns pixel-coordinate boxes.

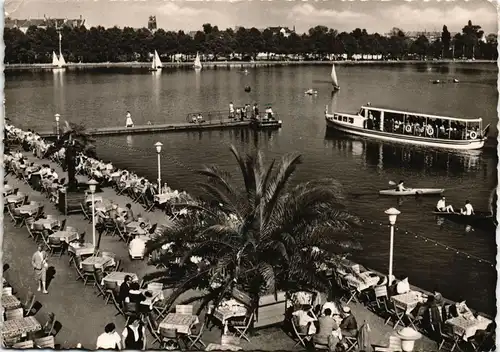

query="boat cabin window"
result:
[343,116,348,122]
[358,108,365,117]
[348,117,354,124]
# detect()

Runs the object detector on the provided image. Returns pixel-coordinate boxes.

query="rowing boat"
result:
[379,188,444,196]
[432,211,495,231]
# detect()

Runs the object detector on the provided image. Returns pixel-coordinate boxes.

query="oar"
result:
[388,180,396,186]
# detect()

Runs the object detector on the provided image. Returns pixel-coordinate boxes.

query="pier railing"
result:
[186,110,279,124]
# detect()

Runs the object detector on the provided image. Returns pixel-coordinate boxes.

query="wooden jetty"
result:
[38,118,283,138]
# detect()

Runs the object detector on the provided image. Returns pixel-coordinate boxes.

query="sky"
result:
[5,0,499,35]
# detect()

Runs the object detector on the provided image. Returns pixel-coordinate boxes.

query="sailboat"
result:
[331,62,340,91]
[58,52,66,68]
[149,50,163,71]
[194,52,202,70]
[52,51,59,66]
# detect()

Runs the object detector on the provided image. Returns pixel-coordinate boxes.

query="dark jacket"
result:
[340,315,357,331]
[119,282,130,303]
[124,325,144,349]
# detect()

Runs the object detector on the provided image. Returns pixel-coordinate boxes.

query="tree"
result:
[43,122,96,192]
[144,146,361,313]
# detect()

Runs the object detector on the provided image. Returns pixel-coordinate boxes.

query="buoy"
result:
[244,86,251,92]
[453,78,459,83]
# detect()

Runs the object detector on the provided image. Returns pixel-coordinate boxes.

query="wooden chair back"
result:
[176,304,193,315]
[5,308,24,320]
[159,327,178,339]
[81,263,95,273]
[13,340,34,349]
[34,336,55,348]
[147,282,163,291]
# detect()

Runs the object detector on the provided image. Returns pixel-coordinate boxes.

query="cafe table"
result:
[49,230,79,243]
[17,204,39,216]
[82,256,114,270]
[390,291,426,314]
[344,271,380,292]
[446,315,492,341]
[159,313,199,334]
[5,194,24,204]
[33,218,59,230]
[68,242,95,257]
[139,289,163,307]
[1,295,21,310]
[102,271,138,286]
[1,316,42,339]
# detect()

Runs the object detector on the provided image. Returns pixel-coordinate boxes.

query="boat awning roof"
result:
[362,106,483,123]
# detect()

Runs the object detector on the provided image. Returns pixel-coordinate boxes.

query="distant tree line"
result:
[4,20,497,64]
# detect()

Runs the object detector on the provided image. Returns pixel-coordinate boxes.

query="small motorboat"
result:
[432,79,441,84]
[305,89,318,95]
[379,188,444,196]
[244,86,251,92]
[432,211,495,230]
[453,78,459,83]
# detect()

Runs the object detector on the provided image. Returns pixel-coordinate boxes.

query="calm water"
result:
[6,63,498,314]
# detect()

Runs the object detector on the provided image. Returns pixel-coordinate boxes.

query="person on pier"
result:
[436,196,454,213]
[229,102,235,118]
[125,111,134,128]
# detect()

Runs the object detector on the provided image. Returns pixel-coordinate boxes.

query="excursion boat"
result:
[325,105,489,150]
[432,211,495,231]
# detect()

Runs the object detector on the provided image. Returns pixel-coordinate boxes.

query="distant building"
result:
[384,30,459,41]
[267,26,295,38]
[148,16,157,32]
[5,15,85,33]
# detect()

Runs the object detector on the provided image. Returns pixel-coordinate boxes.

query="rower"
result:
[396,180,407,192]
[125,111,134,128]
[436,196,454,213]
[461,200,475,215]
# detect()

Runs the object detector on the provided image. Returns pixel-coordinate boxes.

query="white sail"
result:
[331,62,339,88]
[58,53,66,67]
[154,50,163,68]
[194,52,202,69]
[151,53,156,70]
[52,52,59,66]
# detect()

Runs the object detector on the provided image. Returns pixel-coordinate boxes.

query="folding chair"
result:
[81,263,97,285]
[110,291,125,317]
[72,256,85,282]
[187,322,206,349]
[48,237,65,257]
[22,291,36,316]
[94,269,107,299]
[146,315,162,347]
[229,312,254,342]
[159,328,181,350]
[291,316,310,347]
[25,217,37,240]
[369,285,388,312]
[344,335,359,352]
[384,300,398,326]
[103,280,118,304]
[439,326,464,352]
[153,298,170,320]
[391,303,407,330]
[80,203,92,223]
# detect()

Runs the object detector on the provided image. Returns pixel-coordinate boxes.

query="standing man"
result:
[32,244,48,294]
[125,111,134,128]
[229,102,235,119]
[122,316,147,350]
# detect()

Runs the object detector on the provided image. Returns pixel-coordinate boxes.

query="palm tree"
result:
[43,121,96,192]
[145,145,361,315]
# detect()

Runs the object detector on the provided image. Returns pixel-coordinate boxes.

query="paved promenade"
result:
[3,150,439,350]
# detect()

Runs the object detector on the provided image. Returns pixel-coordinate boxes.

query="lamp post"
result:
[88,180,99,248]
[55,114,60,139]
[385,207,400,285]
[154,142,163,194]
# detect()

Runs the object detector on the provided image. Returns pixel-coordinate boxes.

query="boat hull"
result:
[432,211,495,230]
[380,189,444,196]
[325,117,485,150]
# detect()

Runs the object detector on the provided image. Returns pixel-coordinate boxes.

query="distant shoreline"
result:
[4,59,496,71]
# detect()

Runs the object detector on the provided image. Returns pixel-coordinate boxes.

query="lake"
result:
[6,62,497,314]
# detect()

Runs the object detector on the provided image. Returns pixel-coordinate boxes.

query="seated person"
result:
[126,282,145,304]
[129,235,146,259]
[339,307,358,338]
[396,180,407,192]
[125,203,135,223]
[436,196,454,212]
[470,322,496,351]
[292,304,317,334]
[449,299,473,318]
[322,300,340,316]
[313,308,339,346]
[119,275,133,305]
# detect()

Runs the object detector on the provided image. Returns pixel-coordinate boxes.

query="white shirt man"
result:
[292,306,317,334]
[96,323,122,350]
[229,102,234,117]
[436,197,454,212]
[462,201,474,215]
[125,112,134,128]
[129,236,146,258]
